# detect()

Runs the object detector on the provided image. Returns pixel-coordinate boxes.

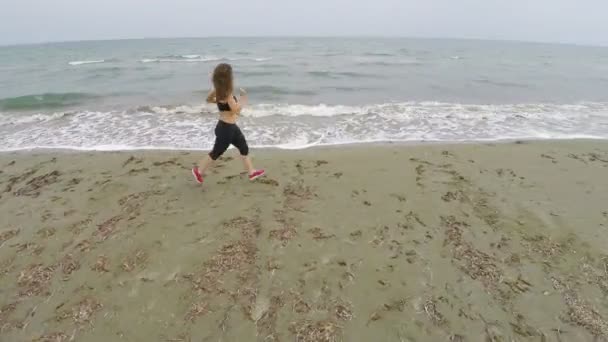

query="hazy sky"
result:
[1,0,607,46]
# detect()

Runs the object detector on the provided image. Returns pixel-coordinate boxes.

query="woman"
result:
[192,63,265,184]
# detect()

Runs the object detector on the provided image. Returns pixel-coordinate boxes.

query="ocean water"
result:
[1,37,608,151]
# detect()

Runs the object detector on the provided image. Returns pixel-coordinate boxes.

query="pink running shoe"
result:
[249,169,265,181]
[191,167,204,184]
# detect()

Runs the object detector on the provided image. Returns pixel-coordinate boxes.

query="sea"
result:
[1,37,608,151]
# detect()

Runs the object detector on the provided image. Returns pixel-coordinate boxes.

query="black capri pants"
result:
[209,121,249,160]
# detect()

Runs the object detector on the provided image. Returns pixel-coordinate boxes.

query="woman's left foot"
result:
[249,169,265,181]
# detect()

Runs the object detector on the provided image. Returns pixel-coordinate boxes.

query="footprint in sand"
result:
[122,156,143,167]
[258,178,279,187]
[128,168,149,175]
[14,170,62,197]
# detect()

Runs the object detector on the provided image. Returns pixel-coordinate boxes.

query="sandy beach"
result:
[1,141,608,341]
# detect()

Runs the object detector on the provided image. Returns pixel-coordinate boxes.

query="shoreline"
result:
[2,140,608,341]
[1,137,607,155]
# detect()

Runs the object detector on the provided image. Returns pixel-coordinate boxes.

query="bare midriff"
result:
[219,112,238,124]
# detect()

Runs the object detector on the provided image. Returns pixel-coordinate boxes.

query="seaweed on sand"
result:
[289,319,342,342]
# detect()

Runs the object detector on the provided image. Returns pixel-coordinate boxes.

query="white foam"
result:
[68,60,105,66]
[1,102,607,152]
[138,56,270,63]
[148,104,208,114]
[245,104,367,117]
[0,112,70,125]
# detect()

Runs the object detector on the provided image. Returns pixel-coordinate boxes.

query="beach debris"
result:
[164,333,191,342]
[383,298,408,312]
[442,216,502,290]
[37,227,56,238]
[254,295,285,340]
[66,178,82,187]
[127,167,149,175]
[415,164,425,186]
[74,239,93,253]
[333,172,343,178]
[333,301,353,321]
[186,239,257,294]
[17,263,56,297]
[283,181,314,211]
[14,170,61,197]
[442,191,464,202]
[349,230,362,239]
[96,215,122,240]
[0,302,19,329]
[59,253,80,279]
[523,234,570,259]
[92,255,110,273]
[0,256,16,277]
[309,227,335,240]
[67,217,93,235]
[390,193,406,202]
[405,211,427,227]
[185,301,209,322]
[122,155,145,167]
[449,334,465,342]
[509,313,541,337]
[552,277,608,338]
[258,178,279,186]
[2,168,37,196]
[121,249,148,272]
[367,312,382,325]
[152,159,178,167]
[295,161,304,175]
[269,226,297,246]
[95,191,163,240]
[0,228,20,243]
[423,299,445,326]
[223,216,261,238]
[292,294,311,314]
[266,258,282,272]
[33,332,69,342]
[56,296,102,325]
[290,319,342,342]
[315,160,329,167]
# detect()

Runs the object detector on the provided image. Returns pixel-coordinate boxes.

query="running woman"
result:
[192,63,265,184]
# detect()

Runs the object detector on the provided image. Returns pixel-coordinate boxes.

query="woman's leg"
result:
[232,126,260,176]
[198,155,215,175]
[193,122,231,183]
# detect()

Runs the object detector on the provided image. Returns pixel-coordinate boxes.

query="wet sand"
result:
[1,141,608,341]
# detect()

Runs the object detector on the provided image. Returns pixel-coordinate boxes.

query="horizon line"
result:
[1,35,607,49]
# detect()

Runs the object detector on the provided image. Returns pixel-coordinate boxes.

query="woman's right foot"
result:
[249,169,265,181]
[192,167,204,184]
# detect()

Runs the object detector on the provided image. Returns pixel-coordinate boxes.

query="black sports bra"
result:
[217,96,238,112]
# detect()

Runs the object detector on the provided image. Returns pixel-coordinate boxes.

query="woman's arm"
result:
[239,88,248,108]
[227,94,242,115]
[206,90,217,103]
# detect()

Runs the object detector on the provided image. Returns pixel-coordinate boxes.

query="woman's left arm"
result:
[206,90,217,103]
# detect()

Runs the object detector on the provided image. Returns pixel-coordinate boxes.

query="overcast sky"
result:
[1,0,606,46]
